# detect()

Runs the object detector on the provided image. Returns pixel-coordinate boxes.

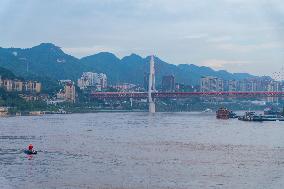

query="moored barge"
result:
[216,107,237,119]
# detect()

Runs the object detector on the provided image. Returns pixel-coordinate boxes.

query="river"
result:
[0,112,284,189]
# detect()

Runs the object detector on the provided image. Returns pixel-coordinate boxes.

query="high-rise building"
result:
[97,73,107,89]
[13,80,24,92]
[267,81,280,102]
[77,72,107,90]
[238,80,246,91]
[162,75,175,92]
[237,78,273,92]
[200,76,224,92]
[3,79,13,92]
[228,80,237,91]
[57,81,76,103]
[24,81,41,93]
[64,82,76,103]
[0,78,41,93]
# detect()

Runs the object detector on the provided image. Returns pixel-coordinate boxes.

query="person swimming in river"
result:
[25,144,37,154]
[28,144,33,151]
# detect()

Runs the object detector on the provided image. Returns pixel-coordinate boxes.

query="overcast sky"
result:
[0,0,284,77]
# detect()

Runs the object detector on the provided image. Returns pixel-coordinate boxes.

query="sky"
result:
[0,0,284,77]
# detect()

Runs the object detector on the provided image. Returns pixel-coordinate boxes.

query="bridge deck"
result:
[91,91,284,98]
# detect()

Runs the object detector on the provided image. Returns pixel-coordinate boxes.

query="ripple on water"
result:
[0,113,284,189]
[0,136,36,140]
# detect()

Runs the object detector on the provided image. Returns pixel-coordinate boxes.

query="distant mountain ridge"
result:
[0,43,258,85]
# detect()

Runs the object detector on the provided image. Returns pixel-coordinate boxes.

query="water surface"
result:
[0,112,284,189]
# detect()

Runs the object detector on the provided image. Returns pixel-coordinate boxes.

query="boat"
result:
[229,111,238,118]
[24,150,37,155]
[203,108,213,113]
[216,108,229,119]
[238,112,256,121]
[260,115,284,121]
[264,107,284,116]
[216,107,237,119]
[238,112,284,121]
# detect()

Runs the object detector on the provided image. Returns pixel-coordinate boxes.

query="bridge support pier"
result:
[149,101,155,113]
[148,55,156,113]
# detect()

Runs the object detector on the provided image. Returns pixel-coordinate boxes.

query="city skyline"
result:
[0,0,284,77]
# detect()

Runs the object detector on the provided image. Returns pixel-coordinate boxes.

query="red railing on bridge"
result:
[91,91,284,99]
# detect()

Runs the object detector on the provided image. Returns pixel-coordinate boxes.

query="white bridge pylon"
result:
[148,55,156,113]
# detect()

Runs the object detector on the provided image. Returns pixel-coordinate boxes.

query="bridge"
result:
[92,91,284,99]
[92,55,282,112]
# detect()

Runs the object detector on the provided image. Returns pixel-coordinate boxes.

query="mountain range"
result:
[0,43,258,86]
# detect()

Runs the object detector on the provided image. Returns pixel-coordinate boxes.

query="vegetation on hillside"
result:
[0,43,259,86]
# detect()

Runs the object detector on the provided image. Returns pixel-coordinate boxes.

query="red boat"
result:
[216,107,230,119]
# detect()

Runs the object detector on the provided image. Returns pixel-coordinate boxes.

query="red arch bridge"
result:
[91,91,284,99]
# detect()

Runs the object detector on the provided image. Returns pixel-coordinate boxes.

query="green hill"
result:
[0,66,17,79]
[0,43,259,86]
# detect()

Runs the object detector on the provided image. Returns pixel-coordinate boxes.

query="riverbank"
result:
[0,109,149,117]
